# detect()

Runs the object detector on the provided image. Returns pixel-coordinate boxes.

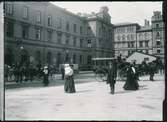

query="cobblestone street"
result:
[5,74,164,121]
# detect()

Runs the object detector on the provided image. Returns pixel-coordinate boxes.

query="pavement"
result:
[5,73,165,121]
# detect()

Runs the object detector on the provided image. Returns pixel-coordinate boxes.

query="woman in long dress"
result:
[64,64,76,93]
[123,64,139,90]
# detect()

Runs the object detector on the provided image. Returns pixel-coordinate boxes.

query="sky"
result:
[51,2,162,26]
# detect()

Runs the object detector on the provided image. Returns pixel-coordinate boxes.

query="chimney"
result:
[144,19,149,27]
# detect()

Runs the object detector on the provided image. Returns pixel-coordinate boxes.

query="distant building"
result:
[4,2,114,67]
[136,19,153,54]
[151,11,165,62]
[114,23,140,57]
[114,11,164,63]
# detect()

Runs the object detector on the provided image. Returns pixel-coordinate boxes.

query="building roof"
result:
[114,22,140,27]
[127,51,157,59]
[49,2,86,21]
[137,26,152,32]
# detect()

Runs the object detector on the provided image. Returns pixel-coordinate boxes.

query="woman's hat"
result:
[64,64,69,67]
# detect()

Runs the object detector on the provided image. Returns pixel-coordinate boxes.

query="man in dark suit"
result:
[107,59,117,94]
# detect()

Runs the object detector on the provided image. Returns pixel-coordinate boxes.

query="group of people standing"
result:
[4,62,36,83]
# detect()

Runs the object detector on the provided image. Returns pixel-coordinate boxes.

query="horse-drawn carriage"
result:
[92,57,117,82]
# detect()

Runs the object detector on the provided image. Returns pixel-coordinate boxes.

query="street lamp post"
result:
[20,46,24,65]
[16,39,24,64]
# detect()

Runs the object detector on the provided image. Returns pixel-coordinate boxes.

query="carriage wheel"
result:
[95,69,107,82]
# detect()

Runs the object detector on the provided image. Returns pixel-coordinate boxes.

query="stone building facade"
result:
[136,20,153,54]
[4,2,114,68]
[114,11,164,62]
[114,23,140,57]
[151,11,165,61]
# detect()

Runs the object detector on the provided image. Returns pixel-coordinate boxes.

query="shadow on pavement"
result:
[114,90,135,94]
[76,90,93,93]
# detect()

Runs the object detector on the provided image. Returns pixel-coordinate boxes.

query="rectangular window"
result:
[156,24,159,28]
[23,6,28,19]
[5,21,14,37]
[139,41,143,47]
[66,36,70,44]
[57,34,62,44]
[66,21,70,31]
[156,32,160,38]
[22,26,29,39]
[47,31,52,41]
[156,41,161,46]
[80,26,83,35]
[145,41,149,47]
[5,3,13,15]
[80,55,82,64]
[48,15,52,26]
[87,26,91,35]
[80,39,83,47]
[35,28,41,40]
[117,35,120,41]
[36,11,41,23]
[99,27,101,36]
[73,24,77,33]
[73,37,77,46]
[157,49,161,53]
[131,34,134,40]
[128,42,130,48]
[87,39,91,48]
[127,35,130,40]
[131,42,134,47]
[58,18,62,29]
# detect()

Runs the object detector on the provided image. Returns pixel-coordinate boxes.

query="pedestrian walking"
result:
[148,61,156,81]
[141,60,148,76]
[123,63,139,90]
[61,64,65,80]
[64,64,76,93]
[106,60,117,94]
[43,65,49,86]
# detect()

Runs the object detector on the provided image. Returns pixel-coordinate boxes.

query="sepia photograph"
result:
[0,1,166,121]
